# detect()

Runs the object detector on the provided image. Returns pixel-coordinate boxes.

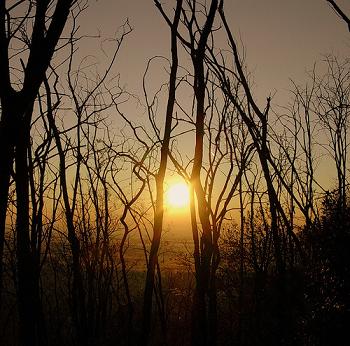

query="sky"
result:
[78,0,350,103]
[76,0,350,236]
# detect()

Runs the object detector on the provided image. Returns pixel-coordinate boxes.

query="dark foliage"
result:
[304,191,350,345]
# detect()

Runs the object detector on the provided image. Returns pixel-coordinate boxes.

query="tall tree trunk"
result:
[0,114,15,308]
[44,79,88,346]
[142,1,181,343]
[15,103,46,346]
[189,2,218,344]
[0,0,74,316]
[237,178,245,344]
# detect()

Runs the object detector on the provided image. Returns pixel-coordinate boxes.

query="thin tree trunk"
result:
[16,102,46,346]
[189,1,218,343]
[44,78,88,346]
[237,178,245,344]
[0,118,15,308]
[142,1,181,343]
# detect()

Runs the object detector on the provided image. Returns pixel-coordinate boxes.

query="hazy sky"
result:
[76,0,350,236]
[79,0,350,103]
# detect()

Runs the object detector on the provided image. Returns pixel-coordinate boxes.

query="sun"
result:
[166,182,190,209]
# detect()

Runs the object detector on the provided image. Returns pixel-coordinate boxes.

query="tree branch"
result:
[326,0,350,32]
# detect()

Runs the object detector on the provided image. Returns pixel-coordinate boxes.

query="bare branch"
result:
[326,0,350,32]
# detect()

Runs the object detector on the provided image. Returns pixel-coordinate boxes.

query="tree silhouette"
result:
[0,1,349,345]
[0,2,77,345]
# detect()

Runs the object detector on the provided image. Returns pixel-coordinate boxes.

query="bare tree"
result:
[138,1,183,344]
[314,56,350,209]
[204,1,310,342]
[43,20,130,344]
[0,2,82,345]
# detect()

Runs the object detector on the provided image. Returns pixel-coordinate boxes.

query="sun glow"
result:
[166,182,190,209]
